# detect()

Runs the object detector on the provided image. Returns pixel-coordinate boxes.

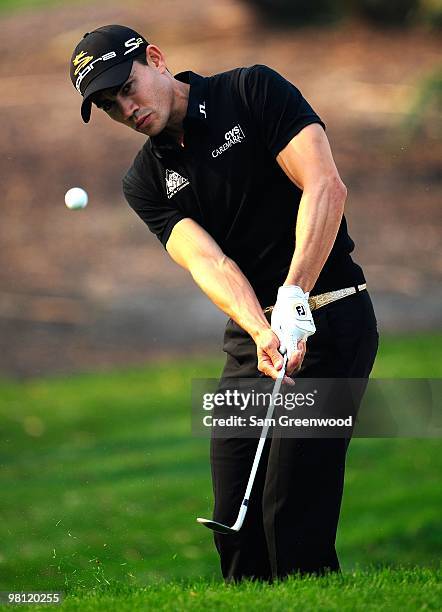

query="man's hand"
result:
[271,285,315,375]
[255,327,303,385]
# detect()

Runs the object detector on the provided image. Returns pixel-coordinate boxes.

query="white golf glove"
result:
[271,285,316,358]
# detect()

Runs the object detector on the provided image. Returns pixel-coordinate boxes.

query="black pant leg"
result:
[210,319,272,581]
[210,291,378,581]
[263,291,378,578]
[263,436,346,576]
[210,436,272,581]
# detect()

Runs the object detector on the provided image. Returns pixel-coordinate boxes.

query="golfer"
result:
[70,25,378,581]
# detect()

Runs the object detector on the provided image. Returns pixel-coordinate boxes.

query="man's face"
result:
[93,47,173,136]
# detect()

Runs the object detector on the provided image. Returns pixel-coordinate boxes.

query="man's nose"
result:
[118,97,138,121]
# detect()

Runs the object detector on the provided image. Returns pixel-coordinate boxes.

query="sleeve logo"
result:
[165,170,190,199]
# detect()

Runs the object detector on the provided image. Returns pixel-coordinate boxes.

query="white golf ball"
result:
[65,187,88,210]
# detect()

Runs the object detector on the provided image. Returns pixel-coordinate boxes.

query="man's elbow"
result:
[215,254,237,275]
[189,252,231,280]
[327,175,347,214]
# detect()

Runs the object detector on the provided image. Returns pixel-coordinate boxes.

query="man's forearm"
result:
[284,177,346,292]
[188,255,270,341]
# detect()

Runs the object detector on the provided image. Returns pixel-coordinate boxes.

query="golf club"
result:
[197,351,288,535]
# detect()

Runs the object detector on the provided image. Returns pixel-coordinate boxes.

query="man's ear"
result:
[146,44,167,73]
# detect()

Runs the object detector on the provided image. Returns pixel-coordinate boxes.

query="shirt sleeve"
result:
[123,169,186,249]
[242,64,325,157]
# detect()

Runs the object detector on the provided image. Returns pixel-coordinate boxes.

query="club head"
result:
[196,517,238,535]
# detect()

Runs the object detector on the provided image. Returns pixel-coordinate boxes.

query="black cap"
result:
[70,25,148,123]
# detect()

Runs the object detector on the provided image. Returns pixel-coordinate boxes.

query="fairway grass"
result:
[0,334,440,610]
[0,0,87,13]
[10,568,442,611]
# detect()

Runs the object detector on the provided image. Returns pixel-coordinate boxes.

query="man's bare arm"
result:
[166,218,293,379]
[276,123,347,292]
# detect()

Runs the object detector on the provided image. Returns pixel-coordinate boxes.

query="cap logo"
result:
[73,51,94,76]
[124,36,145,55]
[75,50,117,92]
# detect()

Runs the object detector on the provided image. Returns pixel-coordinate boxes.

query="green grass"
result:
[0,334,440,610]
[7,568,442,611]
[0,0,84,13]
[372,333,442,377]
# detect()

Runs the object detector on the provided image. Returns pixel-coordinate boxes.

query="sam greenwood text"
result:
[203,415,353,427]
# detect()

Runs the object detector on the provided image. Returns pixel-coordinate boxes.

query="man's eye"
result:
[102,101,113,112]
[122,82,132,95]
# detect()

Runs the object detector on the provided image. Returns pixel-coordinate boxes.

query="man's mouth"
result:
[135,113,152,130]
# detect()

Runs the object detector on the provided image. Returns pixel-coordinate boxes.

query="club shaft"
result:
[242,355,288,507]
[198,355,288,534]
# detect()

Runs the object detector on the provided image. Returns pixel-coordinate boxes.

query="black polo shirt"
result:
[123,65,365,306]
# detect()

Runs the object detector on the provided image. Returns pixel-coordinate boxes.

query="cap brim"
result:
[80,60,133,123]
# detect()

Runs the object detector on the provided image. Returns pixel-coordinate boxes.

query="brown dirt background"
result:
[1,0,441,377]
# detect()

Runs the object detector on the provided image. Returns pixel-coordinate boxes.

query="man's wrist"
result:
[249,320,272,344]
[283,273,314,293]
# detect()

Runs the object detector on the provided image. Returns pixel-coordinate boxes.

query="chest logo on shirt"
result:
[165,170,190,199]
[212,124,245,158]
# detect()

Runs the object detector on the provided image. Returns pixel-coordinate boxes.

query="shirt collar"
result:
[150,70,208,160]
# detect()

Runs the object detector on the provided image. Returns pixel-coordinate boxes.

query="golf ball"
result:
[65,187,88,210]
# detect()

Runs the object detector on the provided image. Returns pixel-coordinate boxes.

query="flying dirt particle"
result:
[55,520,62,526]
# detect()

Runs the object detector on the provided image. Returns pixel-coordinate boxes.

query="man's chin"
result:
[134,123,163,137]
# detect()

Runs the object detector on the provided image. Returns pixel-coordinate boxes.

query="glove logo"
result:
[294,303,306,317]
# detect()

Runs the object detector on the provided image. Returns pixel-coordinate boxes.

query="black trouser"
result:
[210,290,379,581]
